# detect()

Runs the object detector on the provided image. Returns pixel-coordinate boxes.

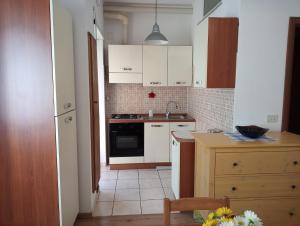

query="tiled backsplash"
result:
[187,88,234,132]
[105,84,187,115]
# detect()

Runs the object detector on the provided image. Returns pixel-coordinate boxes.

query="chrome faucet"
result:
[165,101,179,118]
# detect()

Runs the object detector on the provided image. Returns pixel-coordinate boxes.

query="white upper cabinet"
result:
[193,18,208,88]
[144,122,170,163]
[108,45,143,83]
[168,46,193,86]
[52,3,76,115]
[143,46,168,86]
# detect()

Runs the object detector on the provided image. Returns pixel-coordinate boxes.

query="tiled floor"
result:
[93,166,175,217]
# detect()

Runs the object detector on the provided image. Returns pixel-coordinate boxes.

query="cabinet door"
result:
[52,4,76,115]
[108,45,142,73]
[171,137,180,199]
[143,46,168,86]
[168,46,193,86]
[193,18,208,88]
[55,111,79,226]
[145,123,170,162]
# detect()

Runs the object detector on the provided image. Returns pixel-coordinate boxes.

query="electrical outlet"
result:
[267,114,279,123]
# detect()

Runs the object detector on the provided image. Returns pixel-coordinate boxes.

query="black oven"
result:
[109,123,144,157]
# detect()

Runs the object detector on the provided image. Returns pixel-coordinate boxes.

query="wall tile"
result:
[187,88,234,132]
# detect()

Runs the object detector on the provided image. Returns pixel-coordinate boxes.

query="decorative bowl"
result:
[235,125,269,139]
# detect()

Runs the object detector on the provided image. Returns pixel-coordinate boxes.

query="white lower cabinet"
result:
[144,122,170,163]
[169,122,195,161]
[171,136,180,199]
[55,111,79,226]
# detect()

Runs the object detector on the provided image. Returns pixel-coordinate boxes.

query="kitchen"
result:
[2,0,300,226]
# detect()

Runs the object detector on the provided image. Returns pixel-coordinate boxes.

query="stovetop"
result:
[111,114,142,120]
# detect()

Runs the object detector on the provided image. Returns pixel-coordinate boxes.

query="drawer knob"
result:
[289,212,294,217]
[233,162,238,167]
[291,185,297,190]
[294,161,299,165]
[231,187,237,191]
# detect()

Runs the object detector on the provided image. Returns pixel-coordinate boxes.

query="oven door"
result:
[109,123,144,157]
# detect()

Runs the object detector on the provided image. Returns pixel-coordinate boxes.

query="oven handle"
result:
[151,125,164,128]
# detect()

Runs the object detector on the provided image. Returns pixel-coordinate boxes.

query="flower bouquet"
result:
[202,207,263,226]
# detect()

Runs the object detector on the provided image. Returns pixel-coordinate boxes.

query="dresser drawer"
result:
[215,151,300,176]
[231,198,300,226]
[215,175,300,198]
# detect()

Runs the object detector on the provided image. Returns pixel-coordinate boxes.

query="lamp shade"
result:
[145,23,168,45]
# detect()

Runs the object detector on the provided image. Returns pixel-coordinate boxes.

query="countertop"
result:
[108,114,196,124]
[171,131,195,143]
[192,131,300,148]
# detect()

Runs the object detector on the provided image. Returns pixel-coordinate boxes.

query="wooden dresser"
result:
[193,132,300,226]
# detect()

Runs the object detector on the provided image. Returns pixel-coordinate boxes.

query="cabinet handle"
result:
[64,102,72,109]
[151,125,163,128]
[64,116,73,124]
[176,82,186,85]
[291,185,297,190]
[150,82,161,85]
[233,162,238,167]
[231,187,237,191]
[178,125,188,127]
[294,161,299,166]
[195,81,200,85]
[122,67,133,71]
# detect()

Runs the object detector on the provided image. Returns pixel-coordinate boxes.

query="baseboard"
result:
[77,212,93,219]
[109,162,171,170]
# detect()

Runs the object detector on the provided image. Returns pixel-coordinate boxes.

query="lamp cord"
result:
[155,0,157,24]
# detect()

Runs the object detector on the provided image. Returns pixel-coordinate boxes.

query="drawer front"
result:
[231,198,300,226]
[216,151,300,176]
[215,175,300,199]
[170,122,195,132]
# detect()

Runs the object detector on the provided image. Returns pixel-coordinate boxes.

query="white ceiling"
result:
[103,0,194,5]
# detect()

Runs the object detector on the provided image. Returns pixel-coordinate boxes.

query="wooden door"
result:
[88,32,101,192]
[0,0,60,225]
[282,18,300,134]
[143,46,168,86]
[168,46,193,86]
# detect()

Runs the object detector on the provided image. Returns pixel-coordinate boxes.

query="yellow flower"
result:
[215,207,233,218]
[202,219,218,226]
[207,212,215,220]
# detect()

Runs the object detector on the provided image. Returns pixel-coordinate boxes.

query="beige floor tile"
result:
[113,201,141,216]
[118,170,138,179]
[158,170,171,178]
[140,188,165,200]
[138,170,159,179]
[99,179,117,190]
[141,200,164,214]
[116,179,139,189]
[139,178,162,189]
[93,202,113,217]
[115,189,140,201]
[161,178,172,188]
[97,189,115,202]
[101,171,118,180]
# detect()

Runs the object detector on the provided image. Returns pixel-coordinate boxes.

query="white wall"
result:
[104,11,192,46]
[233,0,300,130]
[61,0,104,213]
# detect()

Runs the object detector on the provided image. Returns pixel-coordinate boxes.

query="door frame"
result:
[282,17,300,131]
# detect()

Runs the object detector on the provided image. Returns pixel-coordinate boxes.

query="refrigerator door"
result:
[51,1,76,116]
[55,110,79,226]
